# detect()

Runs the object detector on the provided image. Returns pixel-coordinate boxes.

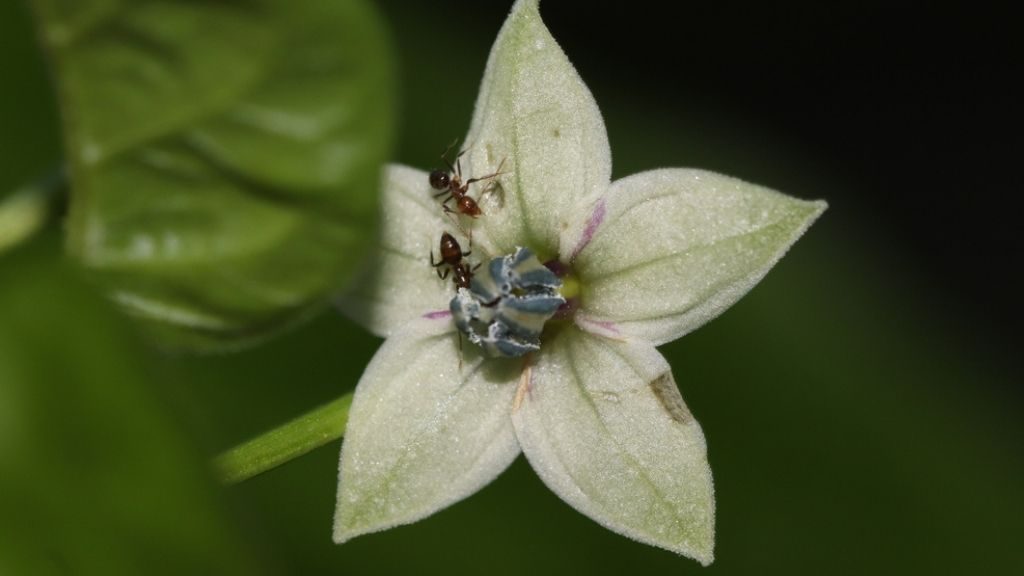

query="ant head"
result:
[429,170,451,190]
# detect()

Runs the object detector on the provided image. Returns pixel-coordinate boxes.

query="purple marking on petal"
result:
[570,198,607,262]
[543,259,570,278]
[589,319,620,333]
[422,310,451,320]
[577,316,621,336]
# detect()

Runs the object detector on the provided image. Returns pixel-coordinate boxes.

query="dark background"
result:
[2,1,1020,575]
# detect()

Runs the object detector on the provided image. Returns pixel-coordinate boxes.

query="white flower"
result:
[334,0,825,565]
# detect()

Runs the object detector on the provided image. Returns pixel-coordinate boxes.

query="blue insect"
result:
[450,247,564,357]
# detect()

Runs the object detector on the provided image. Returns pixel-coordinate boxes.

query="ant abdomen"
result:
[457,196,482,217]
[430,231,478,290]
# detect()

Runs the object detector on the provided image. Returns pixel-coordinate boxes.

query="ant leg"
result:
[466,157,508,185]
[441,138,460,173]
[441,138,459,158]
[443,210,473,243]
[456,332,464,371]
[440,197,463,217]
[454,141,471,177]
[476,159,508,206]
[438,267,450,280]
[430,250,443,268]
[479,180,499,203]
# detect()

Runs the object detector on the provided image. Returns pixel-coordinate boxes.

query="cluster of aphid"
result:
[427,145,564,358]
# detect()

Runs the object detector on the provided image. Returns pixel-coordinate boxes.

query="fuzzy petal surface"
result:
[511,327,715,564]
[572,169,826,345]
[462,0,611,257]
[334,315,522,543]
[338,164,456,337]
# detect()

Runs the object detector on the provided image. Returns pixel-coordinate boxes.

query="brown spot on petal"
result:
[650,372,692,424]
[512,363,533,413]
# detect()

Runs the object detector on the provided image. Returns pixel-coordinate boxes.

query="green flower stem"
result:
[215,392,353,485]
[0,169,64,255]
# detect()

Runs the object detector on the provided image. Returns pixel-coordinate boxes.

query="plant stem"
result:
[0,169,64,255]
[214,392,353,485]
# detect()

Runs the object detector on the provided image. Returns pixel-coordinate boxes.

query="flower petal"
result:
[334,315,523,543]
[511,328,715,564]
[337,164,455,337]
[573,169,826,345]
[461,0,611,257]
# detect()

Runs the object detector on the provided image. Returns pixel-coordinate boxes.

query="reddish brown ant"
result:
[429,142,505,219]
[430,231,480,289]
[430,231,485,367]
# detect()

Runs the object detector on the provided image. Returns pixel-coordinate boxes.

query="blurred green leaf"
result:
[0,235,266,576]
[32,0,395,351]
[0,170,62,255]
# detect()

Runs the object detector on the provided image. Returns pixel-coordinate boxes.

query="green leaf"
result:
[0,234,266,576]
[33,0,395,351]
[0,170,62,255]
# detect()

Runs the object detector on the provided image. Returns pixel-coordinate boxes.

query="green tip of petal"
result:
[465,0,611,256]
[808,198,829,219]
[511,0,541,15]
[332,505,386,545]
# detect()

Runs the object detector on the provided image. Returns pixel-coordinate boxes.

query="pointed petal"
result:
[573,169,826,345]
[461,0,611,257]
[337,164,455,337]
[334,315,523,543]
[512,329,715,564]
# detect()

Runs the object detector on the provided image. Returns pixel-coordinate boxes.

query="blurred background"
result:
[2,1,1020,575]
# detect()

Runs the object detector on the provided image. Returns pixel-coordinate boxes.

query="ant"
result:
[430,231,485,368]
[429,142,505,219]
[430,231,480,289]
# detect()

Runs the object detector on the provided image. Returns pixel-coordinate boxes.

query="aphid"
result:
[429,142,505,219]
[430,232,479,289]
